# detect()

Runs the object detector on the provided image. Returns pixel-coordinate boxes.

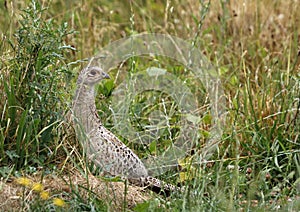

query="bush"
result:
[0,0,74,173]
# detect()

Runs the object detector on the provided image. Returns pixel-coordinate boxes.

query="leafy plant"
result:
[0,0,74,171]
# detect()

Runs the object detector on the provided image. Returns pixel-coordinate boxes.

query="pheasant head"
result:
[77,66,110,87]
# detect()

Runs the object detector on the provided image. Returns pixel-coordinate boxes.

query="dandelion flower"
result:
[53,197,65,207]
[40,191,50,200]
[16,177,31,187]
[32,183,43,192]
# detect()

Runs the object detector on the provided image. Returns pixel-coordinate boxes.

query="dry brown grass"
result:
[2,1,299,66]
[1,1,298,84]
[0,171,150,211]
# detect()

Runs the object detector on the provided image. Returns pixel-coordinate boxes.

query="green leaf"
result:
[103,79,115,96]
[133,201,150,212]
[146,67,167,76]
[100,175,123,182]
[186,114,201,124]
[200,129,210,138]
[202,114,212,124]
[5,150,19,160]
[149,141,157,154]
[4,80,17,121]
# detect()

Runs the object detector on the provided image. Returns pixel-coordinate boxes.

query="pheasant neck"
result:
[73,84,99,134]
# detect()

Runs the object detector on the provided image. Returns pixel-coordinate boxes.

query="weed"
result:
[0,0,74,171]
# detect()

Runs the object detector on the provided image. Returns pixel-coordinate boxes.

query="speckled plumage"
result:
[73,66,180,194]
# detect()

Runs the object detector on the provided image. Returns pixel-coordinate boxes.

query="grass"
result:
[0,0,299,211]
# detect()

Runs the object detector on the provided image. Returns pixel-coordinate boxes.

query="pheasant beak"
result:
[103,72,110,79]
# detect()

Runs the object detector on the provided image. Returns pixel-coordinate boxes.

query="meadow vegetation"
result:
[0,0,299,211]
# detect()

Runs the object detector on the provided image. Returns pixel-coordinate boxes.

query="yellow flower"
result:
[32,183,43,192]
[53,197,65,207]
[16,177,31,187]
[40,191,50,200]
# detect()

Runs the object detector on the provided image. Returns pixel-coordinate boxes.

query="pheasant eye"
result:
[89,70,97,76]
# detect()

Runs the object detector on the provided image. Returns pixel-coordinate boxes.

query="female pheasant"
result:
[73,66,180,195]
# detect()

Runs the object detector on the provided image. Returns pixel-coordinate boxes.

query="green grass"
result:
[0,0,299,211]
